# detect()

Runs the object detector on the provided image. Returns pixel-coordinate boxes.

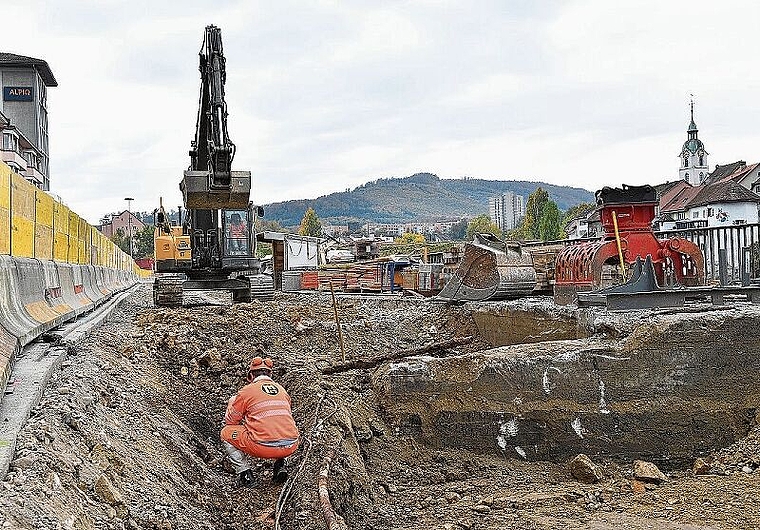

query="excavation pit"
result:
[2,287,760,530]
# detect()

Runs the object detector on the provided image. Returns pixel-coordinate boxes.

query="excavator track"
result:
[153,275,184,307]
[233,273,275,303]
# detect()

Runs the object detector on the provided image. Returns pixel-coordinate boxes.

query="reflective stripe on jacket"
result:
[224,376,299,443]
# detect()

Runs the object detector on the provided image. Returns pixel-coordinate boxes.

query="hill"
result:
[263,173,594,227]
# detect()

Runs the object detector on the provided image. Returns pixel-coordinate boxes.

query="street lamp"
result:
[124,197,134,259]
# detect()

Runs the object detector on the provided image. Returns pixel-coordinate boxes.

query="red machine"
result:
[554,185,705,304]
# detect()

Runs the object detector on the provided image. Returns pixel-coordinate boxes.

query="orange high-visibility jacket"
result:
[224,376,299,443]
[230,222,247,238]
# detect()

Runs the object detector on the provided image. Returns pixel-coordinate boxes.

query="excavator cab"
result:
[222,209,252,257]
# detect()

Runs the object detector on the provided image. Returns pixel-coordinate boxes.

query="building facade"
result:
[0,53,57,190]
[489,191,525,231]
[678,100,709,186]
[98,210,146,239]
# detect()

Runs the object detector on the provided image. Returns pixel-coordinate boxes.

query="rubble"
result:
[633,460,668,484]
[569,454,604,484]
[1,285,760,529]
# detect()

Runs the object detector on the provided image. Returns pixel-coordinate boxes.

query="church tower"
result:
[678,99,709,186]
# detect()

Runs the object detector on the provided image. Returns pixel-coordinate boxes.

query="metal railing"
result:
[656,224,759,283]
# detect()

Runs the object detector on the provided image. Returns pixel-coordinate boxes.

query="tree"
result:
[133,225,156,259]
[466,214,503,240]
[562,201,596,227]
[523,187,549,240]
[504,224,532,241]
[539,201,562,242]
[450,218,468,240]
[109,228,130,254]
[395,232,426,245]
[298,207,322,237]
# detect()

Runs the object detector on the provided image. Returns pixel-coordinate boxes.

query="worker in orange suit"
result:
[221,356,300,487]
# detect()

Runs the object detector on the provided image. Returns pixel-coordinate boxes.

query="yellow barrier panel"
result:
[78,219,88,264]
[1,160,137,272]
[10,173,36,257]
[34,191,55,260]
[0,164,10,255]
[53,201,70,262]
[68,211,80,264]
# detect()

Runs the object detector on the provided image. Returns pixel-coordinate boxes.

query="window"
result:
[683,154,689,167]
[707,207,714,217]
[2,132,18,152]
[699,155,704,166]
[685,173,690,181]
[692,211,699,219]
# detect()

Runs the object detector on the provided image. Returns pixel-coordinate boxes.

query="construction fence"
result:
[0,161,141,273]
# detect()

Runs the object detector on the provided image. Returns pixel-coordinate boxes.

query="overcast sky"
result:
[6,0,760,223]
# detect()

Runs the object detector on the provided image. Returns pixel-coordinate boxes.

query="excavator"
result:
[153,25,273,306]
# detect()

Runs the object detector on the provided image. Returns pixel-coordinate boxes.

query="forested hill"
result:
[263,173,594,227]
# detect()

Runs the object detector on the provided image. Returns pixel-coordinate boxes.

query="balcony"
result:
[1,149,26,170]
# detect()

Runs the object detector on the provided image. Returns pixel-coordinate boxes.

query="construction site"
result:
[2,21,760,530]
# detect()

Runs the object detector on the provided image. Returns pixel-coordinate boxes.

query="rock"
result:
[742,465,754,474]
[569,454,604,484]
[386,483,398,493]
[10,455,37,471]
[62,412,82,431]
[472,504,490,514]
[693,457,712,475]
[631,479,646,494]
[444,491,461,503]
[94,474,123,505]
[633,460,667,484]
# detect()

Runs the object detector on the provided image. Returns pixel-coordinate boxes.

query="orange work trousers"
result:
[220,425,299,460]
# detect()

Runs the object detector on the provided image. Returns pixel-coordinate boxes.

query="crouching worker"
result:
[221,356,300,487]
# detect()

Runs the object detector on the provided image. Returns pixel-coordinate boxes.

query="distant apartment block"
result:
[489,192,525,231]
[0,53,57,190]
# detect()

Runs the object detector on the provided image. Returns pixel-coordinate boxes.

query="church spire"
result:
[679,96,708,186]
[688,97,698,134]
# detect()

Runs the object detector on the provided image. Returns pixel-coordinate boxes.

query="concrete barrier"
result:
[40,259,74,319]
[0,256,45,344]
[94,266,113,298]
[0,323,19,403]
[55,262,94,316]
[14,258,69,333]
[81,265,105,306]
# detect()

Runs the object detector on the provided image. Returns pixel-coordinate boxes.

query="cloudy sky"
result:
[5,0,760,223]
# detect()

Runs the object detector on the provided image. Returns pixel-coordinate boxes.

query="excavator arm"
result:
[181,25,250,210]
[189,25,236,186]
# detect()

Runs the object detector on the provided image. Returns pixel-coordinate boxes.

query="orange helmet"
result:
[249,356,274,372]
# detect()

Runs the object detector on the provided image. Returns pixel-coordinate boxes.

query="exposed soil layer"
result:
[1,285,759,530]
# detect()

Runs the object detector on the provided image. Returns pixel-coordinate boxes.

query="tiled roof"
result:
[659,183,700,214]
[688,180,760,208]
[703,161,746,185]
[0,52,57,87]
[653,180,686,198]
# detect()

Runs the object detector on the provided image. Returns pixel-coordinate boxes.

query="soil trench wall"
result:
[373,307,760,468]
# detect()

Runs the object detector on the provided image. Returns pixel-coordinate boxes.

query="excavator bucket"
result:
[181,170,251,209]
[437,234,536,302]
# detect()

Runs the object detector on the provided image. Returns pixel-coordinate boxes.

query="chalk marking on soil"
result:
[599,379,610,414]
[571,417,584,439]
[542,366,562,394]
